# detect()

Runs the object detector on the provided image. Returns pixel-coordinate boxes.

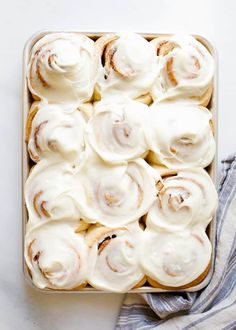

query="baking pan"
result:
[22,31,218,293]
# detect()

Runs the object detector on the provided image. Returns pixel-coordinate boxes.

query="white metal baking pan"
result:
[22,31,218,293]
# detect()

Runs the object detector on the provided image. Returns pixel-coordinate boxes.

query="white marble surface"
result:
[1,0,236,329]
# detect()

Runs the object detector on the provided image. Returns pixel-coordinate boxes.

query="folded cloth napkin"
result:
[116,155,236,330]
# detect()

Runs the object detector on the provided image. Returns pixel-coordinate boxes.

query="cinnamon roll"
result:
[27,33,99,104]
[95,33,158,103]
[151,35,214,106]
[76,153,158,227]
[26,102,86,162]
[140,228,212,289]
[25,220,88,290]
[86,223,145,292]
[147,103,215,168]
[86,100,149,163]
[25,160,81,228]
[146,167,217,231]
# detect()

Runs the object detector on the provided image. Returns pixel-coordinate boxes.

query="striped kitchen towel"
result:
[116,155,236,330]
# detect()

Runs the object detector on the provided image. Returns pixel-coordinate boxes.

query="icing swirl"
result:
[147,167,217,231]
[86,100,149,163]
[76,153,158,227]
[25,220,88,290]
[95,33,158,102]
[86,223,144,292]
[28,33,98,104]
[151,35,214,106]
[147,103,215,168]
[140,228,212,288]
[26,102,86,162]
[25,160,81,229]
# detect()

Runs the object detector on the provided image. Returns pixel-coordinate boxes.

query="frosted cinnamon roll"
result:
[151,35,214,106]
[25,220,88,290]
[86,100,149,163]
[147,104,215,168]
[28,33,98,104]
[95,33,158,103]
[26,102,86,162]
[140,228,212,289]
[25,160,81,228]
[77,154,158,227]
[146,167,217,231]
[86,223,145,292]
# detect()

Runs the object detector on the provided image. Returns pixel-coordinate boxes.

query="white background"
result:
[0,0,236,329]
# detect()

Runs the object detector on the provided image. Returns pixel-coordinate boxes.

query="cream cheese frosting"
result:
[75,152,158,227]
[28,33,99,104]
[27,102,86,162]
[95,33,158,101]
[25,160,81,229]
[146,167,218,232]
[140,228,212,287]
[147,103,215,168]
[25,220,88,290]
[86,100,149,163]
[24,32,217,292]
[151,35,214,105]
[86,223,144,292]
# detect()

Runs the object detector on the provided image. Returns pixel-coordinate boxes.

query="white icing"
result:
[147,167,217,231]
[86,224,144,292]
[140,228,211,287]
[148,103,215,168]
[24,33,216,292]
[96,33,158,100]
[28,103,86,162]
[25,160,82,229]
[25,220,88,290]
[86,100,149,163]
[76,153,158,227]
[151,35,214,104]
[28,33,99,104]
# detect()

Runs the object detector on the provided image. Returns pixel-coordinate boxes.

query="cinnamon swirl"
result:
[146,167,217,231]
[86,223,145,292]
[26,102,86,162]
[25,220,88,290]
[95,33,158,103]
[147,103,215,168]
[140,228,212,289]
[28,33,99,104]
[151,35,214,106]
